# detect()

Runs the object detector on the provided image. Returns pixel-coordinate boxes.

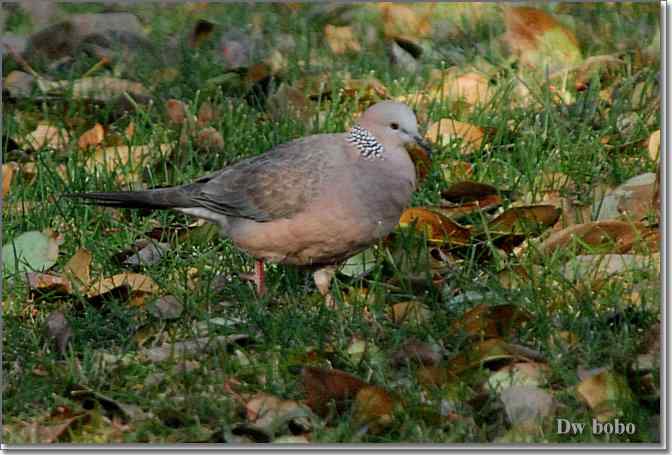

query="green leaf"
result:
[339,247,378,278]
[2,230,60,274]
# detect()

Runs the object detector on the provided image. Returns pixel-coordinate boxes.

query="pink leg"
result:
[255,259,267,297]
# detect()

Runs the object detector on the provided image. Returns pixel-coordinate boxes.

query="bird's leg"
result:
[255,259,267,297]
[313,265,337,308]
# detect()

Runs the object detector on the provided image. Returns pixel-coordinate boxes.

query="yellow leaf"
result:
[324,25,361,54]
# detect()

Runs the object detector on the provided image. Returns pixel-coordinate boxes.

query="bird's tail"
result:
[64,187,197,210]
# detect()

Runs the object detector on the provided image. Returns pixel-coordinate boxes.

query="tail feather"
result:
[64,187,197,210]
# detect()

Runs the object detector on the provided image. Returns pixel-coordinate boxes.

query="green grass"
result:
[2,3,661,444]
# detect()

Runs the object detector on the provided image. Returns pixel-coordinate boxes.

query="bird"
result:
[66,101,431,300]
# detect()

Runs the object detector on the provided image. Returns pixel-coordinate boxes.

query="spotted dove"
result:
[67,101,431,298]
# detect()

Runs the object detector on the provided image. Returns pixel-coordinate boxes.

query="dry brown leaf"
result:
[426,119,484,154]
[86,272,159,299]
[451,304,530,339]
[324,25,361,54]
[353,386,396,433]
[488,205,561,234]
[77,123,105,150]
[301,366,368,417]
[26,272,72,295]
[64,248,92,290]
[648,129,660,162]
[20,122,70,151]
[390,301,432,325]
[342,77,389,104]
[429,69,493,108]
[2,162,19,197]
[502,6,582,72]
[380,3,433,42]
[399,207,472,245]
[538,220,652,256]
[442,181,499,203]
[245,393,306,429]
[85,143,172,174]
[391,339,442,367]
[576,370,634,422]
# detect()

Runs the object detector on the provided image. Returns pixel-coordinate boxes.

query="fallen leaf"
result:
[597,173,657,223]
[86,143,173,174]
[380,3,433,42]
[301,366,368,417]
[353,386,396,433]
[86,273,159,299]
[63,248,92,288]
[562,254,660,283]
[488,362,550,391]
[426,119,485,154]
[2,162,19,197]
[451,304,530,339]
[429,69,493,108]
[2,230,60,274]
[339,247,378,278]
[399,207,472,245]
[27,272,72,296]
[4,70,35,97]
[77,123,105,150]
[538,220,653,256]
[441,181,499,203]
[147,295,183,320]
[502,6,582,72]
[648,130,660,162]
[391,338,442,367]
[576,370,634,422]
[488,205,561,235]
[391,301,432,325]
[324,25,361,54]
[19,122,70,151]
[45,311,73,356]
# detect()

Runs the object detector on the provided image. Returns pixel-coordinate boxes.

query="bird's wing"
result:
[188,135,340,222]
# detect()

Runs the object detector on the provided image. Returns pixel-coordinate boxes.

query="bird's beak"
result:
[413,135,432,158]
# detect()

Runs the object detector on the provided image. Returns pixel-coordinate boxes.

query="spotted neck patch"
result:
[347,124,384,159]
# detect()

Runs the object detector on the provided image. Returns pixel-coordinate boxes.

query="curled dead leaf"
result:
[538,220,654,256]
[576,370,634,422]
[399,207,472,245]
[488,205,561,235]
[77,123,105,150]
[301,366,368,417]
[86,272,159,299]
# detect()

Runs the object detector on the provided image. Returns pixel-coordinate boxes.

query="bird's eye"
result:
[390,123,399,130]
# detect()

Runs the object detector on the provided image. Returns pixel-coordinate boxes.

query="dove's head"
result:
[356,101,431,158]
